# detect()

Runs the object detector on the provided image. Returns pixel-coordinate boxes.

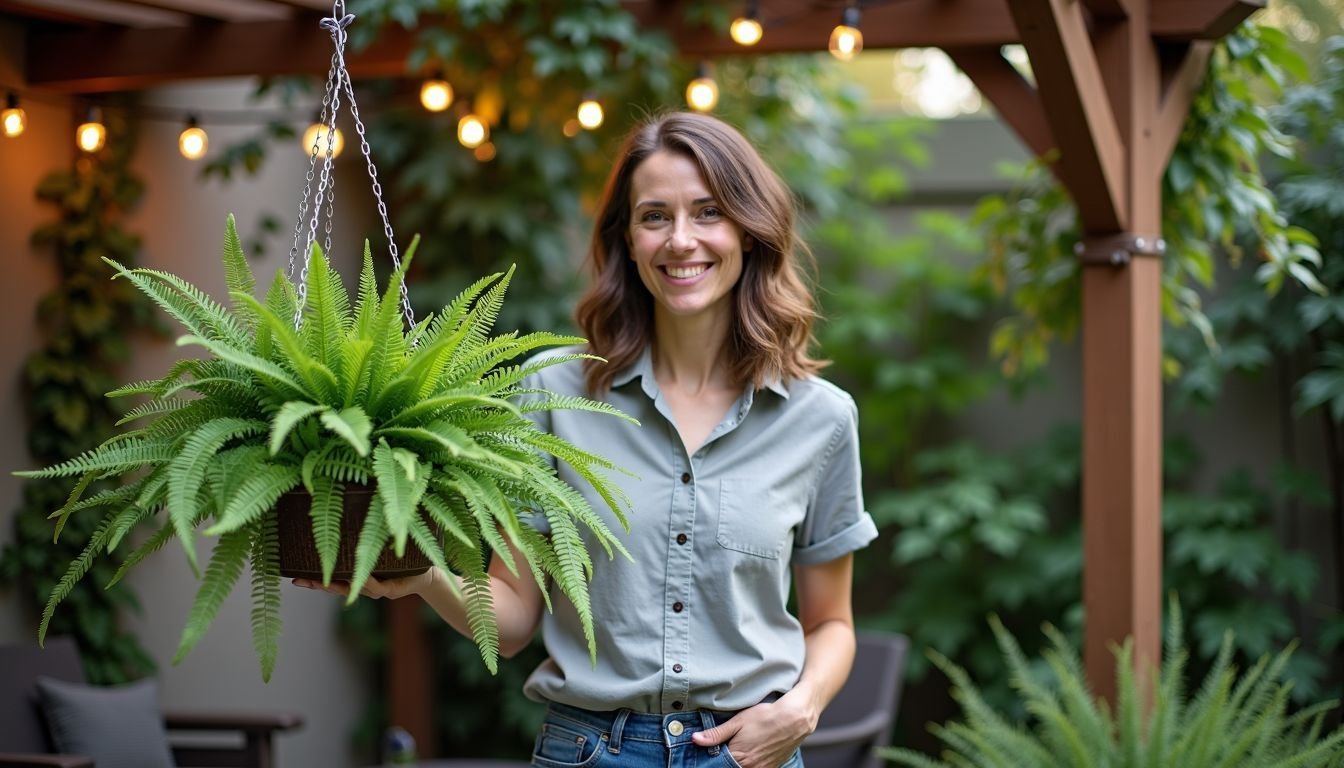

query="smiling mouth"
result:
[662,263,710,279]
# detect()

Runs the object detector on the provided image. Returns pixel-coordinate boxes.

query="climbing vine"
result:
[0,105,156,684]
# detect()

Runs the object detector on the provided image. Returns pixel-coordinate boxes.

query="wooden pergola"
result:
[8,0,1260,755]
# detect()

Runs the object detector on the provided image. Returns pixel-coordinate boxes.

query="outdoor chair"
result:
[800,631,909,768]
[0,636,303,768]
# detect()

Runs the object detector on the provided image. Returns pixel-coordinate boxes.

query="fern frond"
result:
[387,391,522,427]
[302,476,343,586]
[320,406,372,457]
[206,464,301,535]
[346,494,389,604]
[38,512,119,644]
[15,441,177,480]
[115,398,190,427]
[373,441,428,557]
[105,258,249,348]
[222,214,257,316]
[300,244,351,378]
[167,417,268,572]
[250,513,283,682]
[270,401,328,455]
[174,527,251,664]
[177,334,311,402]
[515,393,639,426]
[421,492,477,549]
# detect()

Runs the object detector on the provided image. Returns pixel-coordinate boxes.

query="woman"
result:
[297,112,876,768]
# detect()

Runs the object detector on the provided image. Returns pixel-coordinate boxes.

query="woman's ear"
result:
[742,233,755,253]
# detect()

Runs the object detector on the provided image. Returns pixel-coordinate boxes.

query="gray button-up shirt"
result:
[518,346,877,713]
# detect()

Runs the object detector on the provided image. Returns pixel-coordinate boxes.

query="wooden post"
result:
[388,598,435,757]
[1079,2,1165,701]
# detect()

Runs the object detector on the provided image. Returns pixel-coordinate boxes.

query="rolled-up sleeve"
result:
[793,397,877,566]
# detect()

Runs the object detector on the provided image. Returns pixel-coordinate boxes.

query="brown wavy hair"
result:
[574,111,826,395]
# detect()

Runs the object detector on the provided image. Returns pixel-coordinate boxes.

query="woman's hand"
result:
[291,567,436,601]
[691,692,817,768]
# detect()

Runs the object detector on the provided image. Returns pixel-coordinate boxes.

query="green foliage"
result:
[19,215,636,681]
[0,106,157,684]
[882,605,1344,767]
[976,20,1322,377]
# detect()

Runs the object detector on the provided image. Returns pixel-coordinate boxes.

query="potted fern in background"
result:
[17,214,635,681]
[883,603,1344,767]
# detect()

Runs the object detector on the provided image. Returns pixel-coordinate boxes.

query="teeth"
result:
[667,264,708,279]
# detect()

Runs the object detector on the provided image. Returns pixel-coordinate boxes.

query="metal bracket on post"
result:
[1073,234,1166,266]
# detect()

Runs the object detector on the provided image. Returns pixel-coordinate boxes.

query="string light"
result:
[562,118,581,138]
[178,115,208,160]
[576,95,604,130]
[730,2,763,46]
[829,4,863,61]
[2,93,26,138]
[473,141,496,162]
[457,113,488,148]
[301,114,344,158]
[420,75,453,112]
[76,107,106,152]
[686,63,719,113]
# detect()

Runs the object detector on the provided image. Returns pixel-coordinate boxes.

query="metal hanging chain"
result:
[286,52,339,285]
[290,0,416,333]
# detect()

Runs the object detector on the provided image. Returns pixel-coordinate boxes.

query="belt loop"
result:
[698,709,720,756]
[608,708,631,754]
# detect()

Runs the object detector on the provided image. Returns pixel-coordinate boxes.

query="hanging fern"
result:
[19,214,637,681]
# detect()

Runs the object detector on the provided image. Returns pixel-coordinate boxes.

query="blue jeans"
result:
[530,702,805,768]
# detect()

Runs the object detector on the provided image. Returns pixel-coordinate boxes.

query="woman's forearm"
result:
[414,563,545,657]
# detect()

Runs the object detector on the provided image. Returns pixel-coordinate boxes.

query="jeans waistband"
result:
[544,701,737,753]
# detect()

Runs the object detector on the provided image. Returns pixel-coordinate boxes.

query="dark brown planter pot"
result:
[275,483,432,581]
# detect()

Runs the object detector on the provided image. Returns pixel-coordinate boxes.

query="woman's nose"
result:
[666,220,695,252]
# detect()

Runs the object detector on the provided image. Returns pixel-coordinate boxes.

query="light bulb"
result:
[828,6,862,61]
[686,67,719,113]
[562,118,581,138]
[577,98,604,130]
[458,114,487,148]
[473,141,496,162]
[2,94,25,138]
[178,117,207,160]
[730,1,763,47]
[420,78,453,112]
[76,108,105,152]
[301,120,344,158]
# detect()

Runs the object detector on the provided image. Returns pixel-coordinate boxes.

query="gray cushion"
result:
[36,675,177,768]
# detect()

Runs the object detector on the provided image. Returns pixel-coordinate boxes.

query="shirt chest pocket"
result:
[715,477,805,560]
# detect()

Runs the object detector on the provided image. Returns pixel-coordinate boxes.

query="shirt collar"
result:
[611,345,791,400]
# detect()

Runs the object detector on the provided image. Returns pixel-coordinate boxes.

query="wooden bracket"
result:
[1075,233,1166,265]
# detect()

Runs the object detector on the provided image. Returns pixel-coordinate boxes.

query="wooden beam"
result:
[1151,0,1263,40]
[1153,41,1212,170]
[22,0,1265,92]
[26,16,413,92]
[946,47,1054,159]
[1010,0,1128,232]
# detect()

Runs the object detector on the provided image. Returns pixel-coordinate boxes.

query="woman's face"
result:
[627,150,751,323]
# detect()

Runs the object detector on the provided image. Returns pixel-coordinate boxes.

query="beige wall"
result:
[0,44,374,767]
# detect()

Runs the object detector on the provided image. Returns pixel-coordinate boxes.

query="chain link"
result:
[287,52,339,284]
[339,67,416,331]
[289,0,416,336]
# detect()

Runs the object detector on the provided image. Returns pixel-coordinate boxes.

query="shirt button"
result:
[672,601,684,613]
[668,719,685,735]
[671,701,684,711]
[673,663,683,673]
[676,533,688,545]
[680,472,691,484]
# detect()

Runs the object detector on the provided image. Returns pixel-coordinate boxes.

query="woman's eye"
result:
[641,211,667,222]
[700,207,721,219]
